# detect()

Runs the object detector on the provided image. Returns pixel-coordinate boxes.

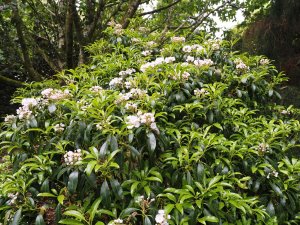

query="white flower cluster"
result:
[109,77,123,88]
[140,57,176,72]
[112,218,123,224]
[194,59,214,67]
[182,44,204,53]
[171,36,185,43]
[4,115,16,123]
[194,88,209,97]
[258,143,269,154]
[186,56,195,62]
[131,37,141,43]
[211,42,220,50]
[114,24,123,35]
[141,50,152,56]
[234,59,249,71]
[16,98,38,120]
[116,88,147,103]
[64,149,82,165]
[41,88,71,101]
[126,112,159,133]
[170,71,190,80]
[125,102,138,112]
[119,68,136,77]
[155,210,170,225]
[260,58,270,65]
[267,170,278,179]
[281,110,291,115]
[90,86,103,93]
[146,41,156,47]
[53,123,65,132]
[7,193,19,205]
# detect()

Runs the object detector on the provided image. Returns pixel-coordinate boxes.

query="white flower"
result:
[54,123,65,132]
[281,110,290,115]
[22,98,38,108]
[181,62,189,67]
[131,38,140,43]
[192,44,204,52]
[260,58,270,65]
[164,57,176,64]
[150,122,159,133]
[194,59,213,67]
[125,102,138,112]
[186,56,195,62]
[109,77,123,88]
[90,86,103,93]
[146,41,156,47]
[182,71,190,80]
[16,107,32,120]
[140,112,155,125]
[194,88,208,97]
[171,36,185,43]
[42,88,71,101]
[182,45,192,53]
[126,115,141,129]
[155,209,170,225]
[113,218,123,224]
[211,43,220,50]
[142,50,151,56]
[4,115,16,123]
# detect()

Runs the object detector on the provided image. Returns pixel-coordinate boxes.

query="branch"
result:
[138,0,181,16]
[65,0,75,69]
[87,0,105,40]
[0,75,24,87]
[122,0,142,29]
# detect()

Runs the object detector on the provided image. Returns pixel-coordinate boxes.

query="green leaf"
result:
[63,210,86,222]
[59,219,84,225]
[110,179,123,199]
[37,193,56,198]
[99,141,108,158]
[35,214,45,225]
[147,132,156,152]
[41,178,50,193]
[12,208,22,225]
[144,216,152,225]
[175,203,184,214]
[89,197,101,223]
[198,216,219,224]
[100,180,110,207]
[85,160,97,176]
[57,195,65,205]
[67,171,79,194]
[110,135,118,151]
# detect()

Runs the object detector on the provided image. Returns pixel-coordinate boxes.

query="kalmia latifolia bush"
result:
[1,25,300,225]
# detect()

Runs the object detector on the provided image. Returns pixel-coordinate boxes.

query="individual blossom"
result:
[146,41,156,47]
[194,59,213,67]
[131,38,141,43]
[22,98,38,108]
[4,115,16,123]
[129,88,147,99]
[211,43,220,50]
[171,36,185,43]
[182,45,192,53]
[126,115,141,129]
[64,149,82,166]
[114,24,123,35]
[16,107,33,120]
[53,123,65,132]
[181,62,189,67]
[155,210,170,225]
[119,68,136,77]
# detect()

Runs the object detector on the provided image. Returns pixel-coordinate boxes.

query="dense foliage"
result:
[1,25,300,224]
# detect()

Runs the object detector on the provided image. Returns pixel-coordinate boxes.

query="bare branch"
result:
[138,0,181,16]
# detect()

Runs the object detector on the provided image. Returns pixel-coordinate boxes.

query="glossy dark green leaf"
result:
[35,214,45,225]
[144,216,152,225]
[99,141,108,158]
[100,179,110,207]
[147,132,156,153]
[11,208,22,225]
[67,171,79,194]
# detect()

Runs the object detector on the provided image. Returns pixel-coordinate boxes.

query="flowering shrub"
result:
[1,25,300,224]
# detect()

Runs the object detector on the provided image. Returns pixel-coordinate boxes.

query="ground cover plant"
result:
[0,25,300,224]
